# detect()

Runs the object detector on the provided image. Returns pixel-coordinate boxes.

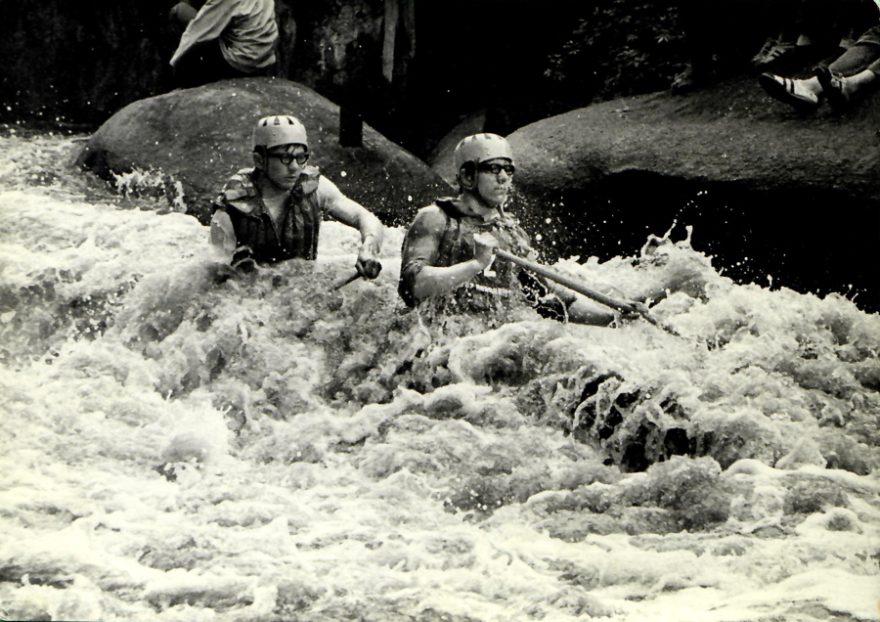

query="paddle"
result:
[494,249,679,335]
[332,272,362,290]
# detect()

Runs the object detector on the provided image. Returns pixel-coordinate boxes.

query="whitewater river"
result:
[0,129,878,622]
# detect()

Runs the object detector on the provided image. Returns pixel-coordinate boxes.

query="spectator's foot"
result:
[752,40,796,69]
[816,66,853,112]
[758,73,821,111]
[751,38,777,64]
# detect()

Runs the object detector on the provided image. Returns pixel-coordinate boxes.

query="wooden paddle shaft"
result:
[333,272,362,290]
[494,249,638,313]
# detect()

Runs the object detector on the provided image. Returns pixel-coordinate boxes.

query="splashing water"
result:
[0,131,878,622]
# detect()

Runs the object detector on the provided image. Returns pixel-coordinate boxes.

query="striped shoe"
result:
[758,73,821,111]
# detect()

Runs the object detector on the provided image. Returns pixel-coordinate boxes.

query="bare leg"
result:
[818,65,878,108]
[848,67,879,87]
[815,42,880,109]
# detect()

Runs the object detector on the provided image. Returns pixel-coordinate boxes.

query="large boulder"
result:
[509,75,880,204]
[426,111,488,187]
[76,77,452,225]
[503,76,880,311]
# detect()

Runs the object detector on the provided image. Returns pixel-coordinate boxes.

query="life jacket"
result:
[213,167,324,263]
[420,199,567,319]
[433,198,530,293]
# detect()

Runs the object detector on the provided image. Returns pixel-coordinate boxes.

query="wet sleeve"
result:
[398,207,447,307]
[210,208,237,253]
[209,206,255,270]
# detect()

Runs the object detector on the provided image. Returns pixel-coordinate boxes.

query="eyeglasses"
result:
[478,162,516,176]
[267,150,310,166]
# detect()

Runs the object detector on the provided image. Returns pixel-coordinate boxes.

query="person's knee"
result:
[170,2,198,25]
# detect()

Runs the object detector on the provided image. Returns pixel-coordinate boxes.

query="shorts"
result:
[856,23,880,47]
[173,40,272,88]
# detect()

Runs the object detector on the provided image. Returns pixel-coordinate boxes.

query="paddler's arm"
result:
[210,209,236,256]
[399,209,495,304]
[546,279,654,326]
[412,232,498,300]
[521,268,617,326]
[412,261,487,301]
[564,297,618,326]
[209,208,255,273]
[319,177,384,279]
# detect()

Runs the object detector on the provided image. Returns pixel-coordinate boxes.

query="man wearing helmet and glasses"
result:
[398,133,617,325]
[210,115,383,279]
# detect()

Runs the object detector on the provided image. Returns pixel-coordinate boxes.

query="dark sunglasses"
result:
[268,150,310,166]
[478,162,516,176]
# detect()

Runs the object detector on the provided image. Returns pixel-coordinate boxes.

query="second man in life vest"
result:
[397,132,620,325]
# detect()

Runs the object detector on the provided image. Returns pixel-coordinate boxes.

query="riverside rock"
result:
[76,77,452,225]
[508,76,880,206]
[500,76,880,310]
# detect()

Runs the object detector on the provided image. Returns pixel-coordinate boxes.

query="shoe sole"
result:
[758,73,820,112]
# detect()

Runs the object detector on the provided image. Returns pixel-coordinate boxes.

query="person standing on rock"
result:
[210,115,384,279]
[398,133,643,325]
[169,0,278,88]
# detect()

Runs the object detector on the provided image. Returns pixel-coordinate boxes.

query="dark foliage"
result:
[543,1,686,109]
[0,0,175,129]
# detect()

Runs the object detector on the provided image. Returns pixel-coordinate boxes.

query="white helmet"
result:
[453,133,514,172]
[252,115,308,150]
